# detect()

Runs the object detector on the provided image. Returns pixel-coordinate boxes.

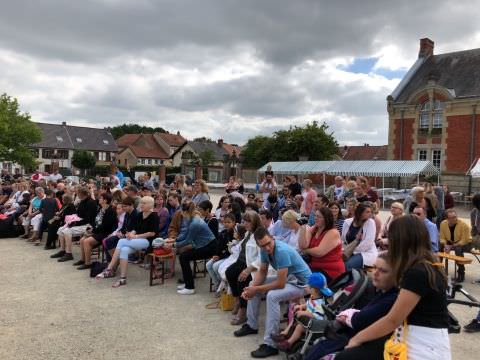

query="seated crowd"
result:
[1,168,478,359]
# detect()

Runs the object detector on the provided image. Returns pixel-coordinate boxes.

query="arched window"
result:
[419,101,430,129]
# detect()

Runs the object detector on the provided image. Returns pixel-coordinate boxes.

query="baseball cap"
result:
[308,272,333,297]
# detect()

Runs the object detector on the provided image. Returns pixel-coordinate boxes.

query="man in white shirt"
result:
[48,170,63,183]
[259,209,275,233]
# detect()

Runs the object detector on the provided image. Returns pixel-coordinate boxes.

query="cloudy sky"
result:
[2,0,480,146]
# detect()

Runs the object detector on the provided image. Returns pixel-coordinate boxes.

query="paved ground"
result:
[1,192,479,359]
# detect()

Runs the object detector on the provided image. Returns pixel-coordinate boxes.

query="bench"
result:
[437,252,473,279]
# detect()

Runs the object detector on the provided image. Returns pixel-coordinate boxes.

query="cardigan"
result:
[341,217,378,267]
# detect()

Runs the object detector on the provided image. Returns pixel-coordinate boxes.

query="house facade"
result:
[172,139,242,182]
[116,132,186,168]
[29,122,118,174]
[387,38,480,193]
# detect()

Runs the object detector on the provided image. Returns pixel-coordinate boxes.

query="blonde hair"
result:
[140,196,155,210]
[282,210,299,225]
[196,179,209,193]
[391,202,404,212]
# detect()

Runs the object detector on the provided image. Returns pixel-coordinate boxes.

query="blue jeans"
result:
[206,258,226,287]
[247,276,307,348]
[476,310,480,321]
[345,253,363,271]
[116,238,149,260]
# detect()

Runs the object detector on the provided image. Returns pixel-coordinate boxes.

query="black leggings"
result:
[334,337,388,360]
[179,241,216,290]
[225,261,252,309]
[45,222,61,248]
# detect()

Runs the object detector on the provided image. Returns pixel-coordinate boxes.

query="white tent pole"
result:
[323,173,325,193]
[417,174,420,185]
[382,176,385,210]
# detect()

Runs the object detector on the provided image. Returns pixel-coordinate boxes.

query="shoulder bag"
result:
[342,225,363,261]
[384,320,408,360]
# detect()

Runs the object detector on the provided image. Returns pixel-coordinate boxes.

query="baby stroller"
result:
[285,269,370,360]
[446,280,480,333]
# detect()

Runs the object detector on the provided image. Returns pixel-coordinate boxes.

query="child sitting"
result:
[272,272,333,351]
[206,213,236,292]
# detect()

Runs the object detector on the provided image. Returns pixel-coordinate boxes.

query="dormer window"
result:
[103,139,109,145]
[76,137,83,143]
[56,136,64,142]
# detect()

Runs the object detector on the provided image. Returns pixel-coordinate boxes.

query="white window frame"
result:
[418,149,427,161]
[419,102,430,129]
[432,149,442,169]
[432,100,443,129]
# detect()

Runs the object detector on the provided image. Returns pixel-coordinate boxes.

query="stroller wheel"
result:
[286,352,303,360]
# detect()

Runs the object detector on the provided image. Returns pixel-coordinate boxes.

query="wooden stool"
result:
[437,252,472,279]
[193,258,207,278]
[148,252,175,286]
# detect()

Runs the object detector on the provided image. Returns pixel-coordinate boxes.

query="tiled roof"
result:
[188,141,229,161]
[394,48,480,103]
[223,143,242,156]
[32,122,118,152]
[338,145,388,161]
[157,132,186,147]
[119,134,169,159]
[116,134,141,148]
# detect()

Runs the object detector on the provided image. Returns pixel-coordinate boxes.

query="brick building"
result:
[387,38,480,192]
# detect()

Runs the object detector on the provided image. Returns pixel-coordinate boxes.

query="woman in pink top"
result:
[302,179,317,216]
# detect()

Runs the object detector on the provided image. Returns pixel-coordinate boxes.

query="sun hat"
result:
[308,272,333,297]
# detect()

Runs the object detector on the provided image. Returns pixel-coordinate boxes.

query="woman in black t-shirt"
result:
[340,215,451,360]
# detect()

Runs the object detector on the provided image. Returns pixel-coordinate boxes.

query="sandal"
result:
[96,268,115,279]
[112,278,127,288]
[34,240,41,246]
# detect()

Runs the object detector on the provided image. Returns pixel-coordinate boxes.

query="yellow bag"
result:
[384,321,408,360]
[219,292,235,311]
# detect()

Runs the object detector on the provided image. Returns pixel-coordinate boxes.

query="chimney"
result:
[217,139,224,147]
[177,131,180,136]
[419,38,434,58]
[61,121,66,126]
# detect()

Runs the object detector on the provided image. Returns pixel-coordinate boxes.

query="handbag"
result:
[342,226,363,261]
[90,261,107,278]
[219,291,235,311]
[384,320,408,360]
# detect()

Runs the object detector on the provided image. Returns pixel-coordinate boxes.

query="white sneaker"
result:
[177,284,186,290]
[177,288,196,295]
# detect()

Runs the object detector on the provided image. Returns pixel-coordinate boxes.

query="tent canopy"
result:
[467,158,480,178]
[258,160,439,177]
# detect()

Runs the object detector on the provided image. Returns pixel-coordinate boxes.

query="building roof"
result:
[157,132,186,147]
[116,134,142,148]
[222,143,242,156]
[187,141,229,161]
[32,122,118,152]
[338,145,388,161]
[118,134,169,159]
[393,48,480,103]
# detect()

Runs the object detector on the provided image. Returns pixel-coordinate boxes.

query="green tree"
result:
[198,149,215,167]
[0,93,42,167]
[71,150,96,176]
[240,135,275,168]
[241,121,338,168]
[106,123,167,139]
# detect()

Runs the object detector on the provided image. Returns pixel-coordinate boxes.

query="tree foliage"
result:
[106,123,167,139]
[71,150,96,174]
[241,121,338,168]
[0,93,42,167]
[198,149,216,167]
